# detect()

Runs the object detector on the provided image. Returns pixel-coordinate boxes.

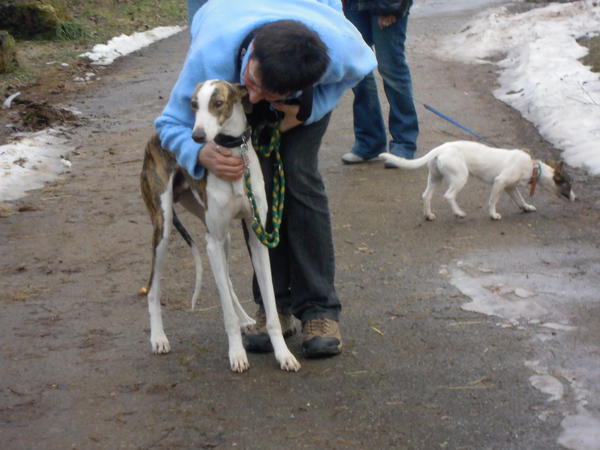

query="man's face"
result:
[243,58,290,104]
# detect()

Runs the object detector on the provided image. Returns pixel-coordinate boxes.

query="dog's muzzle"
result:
[192,129,207,144]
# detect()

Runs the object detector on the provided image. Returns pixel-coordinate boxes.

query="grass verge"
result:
[0,0,186,95]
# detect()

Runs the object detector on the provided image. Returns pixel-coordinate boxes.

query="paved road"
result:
[1,4,599,449]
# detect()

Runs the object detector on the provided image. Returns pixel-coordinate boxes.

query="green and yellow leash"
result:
[241,120,284,248]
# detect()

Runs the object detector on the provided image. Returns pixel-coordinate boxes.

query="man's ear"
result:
[232,83,253,114]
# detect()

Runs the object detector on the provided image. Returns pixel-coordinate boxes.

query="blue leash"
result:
[419,101,497,147]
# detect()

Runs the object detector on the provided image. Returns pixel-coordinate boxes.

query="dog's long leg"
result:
[146,173,175,354]
[223,232,256,331]
[205,227,249,373]
[245,218,300,372]
[423,162,442,221]
[505,186,537,213]
[172,210,203,310]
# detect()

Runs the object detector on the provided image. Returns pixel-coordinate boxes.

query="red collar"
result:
[529,162,542,196]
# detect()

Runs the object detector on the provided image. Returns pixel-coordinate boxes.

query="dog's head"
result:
[546,160,576,201]
[190,80,249,144]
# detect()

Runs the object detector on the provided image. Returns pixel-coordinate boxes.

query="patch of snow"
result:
[79,26,183,65]
[437,0,600,175]
[0,129,74,202]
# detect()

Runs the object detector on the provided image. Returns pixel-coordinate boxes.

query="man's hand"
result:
[272,102,302,132]
[198,141,244,181]
[378,14,397,29]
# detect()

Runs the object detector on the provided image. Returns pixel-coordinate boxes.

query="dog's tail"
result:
[380,146,444,169]
[172,209,203,310]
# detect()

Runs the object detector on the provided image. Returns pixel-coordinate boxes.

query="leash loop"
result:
[244,120,284,248]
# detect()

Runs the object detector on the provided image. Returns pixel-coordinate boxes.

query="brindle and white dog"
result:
[139,80,300,372]
[381,141,575,221]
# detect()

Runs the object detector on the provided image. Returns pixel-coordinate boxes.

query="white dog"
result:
[139,80,300,373]
[381,141,575,221]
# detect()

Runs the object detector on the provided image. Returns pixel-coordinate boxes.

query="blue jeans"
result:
[344,8,419,159]
[187,0,208,27]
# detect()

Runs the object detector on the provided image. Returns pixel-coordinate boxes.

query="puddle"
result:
[444,244,600,450]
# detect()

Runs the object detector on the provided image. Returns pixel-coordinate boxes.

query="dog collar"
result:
[214,127,252,149]
[529,161,542,196]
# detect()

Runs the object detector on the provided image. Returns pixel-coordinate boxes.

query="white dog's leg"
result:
[224,232,256,331]
[245,220,300,372]
[205,231,249,373]
[442,162,468,218]
[506,187,537,213]
[148,177,174,354]
[488,179,506,220]
[422,163,442,221]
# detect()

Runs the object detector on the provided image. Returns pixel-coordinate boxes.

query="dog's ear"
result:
[191,82,204,110]
[546,159,558,170]
[232,83,253,114]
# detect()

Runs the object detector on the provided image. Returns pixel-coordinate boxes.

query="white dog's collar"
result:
[528,161,542,196]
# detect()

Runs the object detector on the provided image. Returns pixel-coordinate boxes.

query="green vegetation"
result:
[1,0,186,91]
[54,21,88,41]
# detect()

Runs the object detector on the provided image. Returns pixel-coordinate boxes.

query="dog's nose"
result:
[192,128,207,144]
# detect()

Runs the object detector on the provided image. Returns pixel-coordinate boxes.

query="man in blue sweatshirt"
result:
[156,0,376,357]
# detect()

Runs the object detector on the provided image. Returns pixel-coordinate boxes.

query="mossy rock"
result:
[0,0,72,38]
[0,30,18,73]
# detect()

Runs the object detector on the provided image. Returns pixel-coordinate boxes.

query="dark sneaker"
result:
[301,318,343,358]
[243,306,297,353]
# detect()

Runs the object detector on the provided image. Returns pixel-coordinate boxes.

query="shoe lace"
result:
[306,317,330,335]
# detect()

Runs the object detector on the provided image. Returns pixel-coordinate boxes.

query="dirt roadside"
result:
[1,5,600,450]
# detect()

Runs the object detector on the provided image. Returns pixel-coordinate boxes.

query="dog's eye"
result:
[191,100,198,110]
[214,100,224,108]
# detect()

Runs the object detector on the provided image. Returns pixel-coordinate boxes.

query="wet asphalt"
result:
[1,3,599,449]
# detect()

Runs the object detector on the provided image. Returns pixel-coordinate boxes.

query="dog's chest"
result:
[206,175,251,218]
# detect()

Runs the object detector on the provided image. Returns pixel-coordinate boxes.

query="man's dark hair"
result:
[252,20,330,95]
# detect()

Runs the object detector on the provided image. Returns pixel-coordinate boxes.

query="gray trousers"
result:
[247,113,341,323]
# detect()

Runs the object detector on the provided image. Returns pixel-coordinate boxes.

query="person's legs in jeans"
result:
[246,114,342,356]
[344,9,387,160]
[372,13,419,159]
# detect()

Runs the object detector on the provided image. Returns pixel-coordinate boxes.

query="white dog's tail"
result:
[380,146,444,169]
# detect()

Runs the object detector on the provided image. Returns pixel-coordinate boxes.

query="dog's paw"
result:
[490,212,502,220]
[522,204,537,213]
[239,318,257,334]
[425,213,436,221]
[151,333,171,354]
[454,211,466,219]
[229,350,250,373]
[276,350,301,372]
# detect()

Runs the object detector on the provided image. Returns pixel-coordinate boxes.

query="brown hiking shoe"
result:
[301,317,342,358]
[243,306,297,353]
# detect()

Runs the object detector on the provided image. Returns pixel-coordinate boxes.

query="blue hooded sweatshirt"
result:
[154,0,377,179]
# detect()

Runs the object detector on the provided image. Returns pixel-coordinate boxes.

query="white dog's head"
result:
[546,160,576,202]
[190,80,248,144]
